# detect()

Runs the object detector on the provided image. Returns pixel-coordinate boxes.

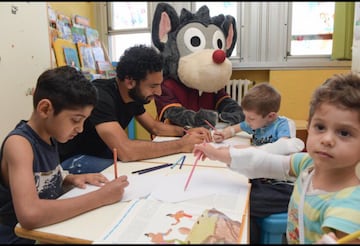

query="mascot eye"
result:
[212,30,225,50]
[183,27,206,52]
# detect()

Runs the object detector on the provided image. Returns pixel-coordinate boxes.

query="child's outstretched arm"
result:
[193,143,294,181]
[257,137,305,155]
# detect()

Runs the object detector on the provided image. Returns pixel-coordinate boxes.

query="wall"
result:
[0,2,52,142]
[48,2,95,25]
[270,69,350,121]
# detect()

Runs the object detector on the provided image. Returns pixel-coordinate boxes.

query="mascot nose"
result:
[212,49,226,64]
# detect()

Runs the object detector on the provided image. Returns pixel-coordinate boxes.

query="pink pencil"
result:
[204,119,217,131]
[184,151,203,191]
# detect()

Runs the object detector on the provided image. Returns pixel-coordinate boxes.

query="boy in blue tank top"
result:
[0,66,129,244]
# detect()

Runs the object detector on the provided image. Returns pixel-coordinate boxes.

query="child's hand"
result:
[66,173,109,189]
[212,130,225,143]
[316,232,338,244]
[193,143,231,164]
[187,127,212,142]
[99,175,129,204]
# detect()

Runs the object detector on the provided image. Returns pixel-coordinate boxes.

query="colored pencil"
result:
[179,155,186,169]
[204,119,217,131]
[184,152,203,191]
[171,155,186,169]
[131,163,172,174]
[337,230,360,244]
[113,148,118,179]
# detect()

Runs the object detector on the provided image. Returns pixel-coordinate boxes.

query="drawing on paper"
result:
[143,208,241,244]
[166,210,192,225]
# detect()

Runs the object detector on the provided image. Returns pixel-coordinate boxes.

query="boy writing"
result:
[214,82,304,243]
[0,66,129,244]
[194,72,360,243]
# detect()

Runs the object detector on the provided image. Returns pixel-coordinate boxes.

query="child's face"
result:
[47,106,94,143]
[243,110,272,130]
[306,103,360,173]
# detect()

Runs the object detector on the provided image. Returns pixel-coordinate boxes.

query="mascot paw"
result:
[195,109,218,128]
[219,112,244,125]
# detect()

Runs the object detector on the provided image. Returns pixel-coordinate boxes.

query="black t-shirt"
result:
[58,78,145,161]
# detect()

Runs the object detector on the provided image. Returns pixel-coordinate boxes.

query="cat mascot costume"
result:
[152,3,245,129]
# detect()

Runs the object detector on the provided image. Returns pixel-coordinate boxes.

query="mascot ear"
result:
[211,13,237,57]
[152,3,179,52]
[224,15,237,57]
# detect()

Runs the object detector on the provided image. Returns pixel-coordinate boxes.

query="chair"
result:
[258,212,288,244]
[225,79,254,105]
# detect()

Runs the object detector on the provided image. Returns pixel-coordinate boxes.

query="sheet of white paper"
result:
[60,168,249,204]
[150,169,249,202]
[59,173,162,201]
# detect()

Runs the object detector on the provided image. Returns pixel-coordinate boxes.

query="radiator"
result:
[225,79,254,104]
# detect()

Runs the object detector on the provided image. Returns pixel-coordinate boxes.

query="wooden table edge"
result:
[15,225,92,244]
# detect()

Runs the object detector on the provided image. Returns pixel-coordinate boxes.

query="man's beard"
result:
[128,86,151,104]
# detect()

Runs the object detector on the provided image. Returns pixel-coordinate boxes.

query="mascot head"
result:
[152,3,237,94]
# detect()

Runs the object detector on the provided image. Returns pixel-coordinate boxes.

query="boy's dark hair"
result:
[241,82,281,117]
[33,66,98,115]
[116,44,164,82]
[309,72,360,122]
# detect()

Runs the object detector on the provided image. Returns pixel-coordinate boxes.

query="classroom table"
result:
[15,132,252,244]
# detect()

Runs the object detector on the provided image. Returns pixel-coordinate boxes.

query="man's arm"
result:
[136,112,185,136]
[95,119,206,162]
[136,111,212,140]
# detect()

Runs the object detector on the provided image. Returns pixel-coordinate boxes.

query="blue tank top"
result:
[0,120,64,243]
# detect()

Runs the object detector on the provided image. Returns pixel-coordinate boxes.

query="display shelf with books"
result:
[47,10,115,79]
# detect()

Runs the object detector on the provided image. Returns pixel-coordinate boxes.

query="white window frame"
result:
[95,1,351,70]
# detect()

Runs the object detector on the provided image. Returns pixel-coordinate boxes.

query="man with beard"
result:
[58,45,211,174]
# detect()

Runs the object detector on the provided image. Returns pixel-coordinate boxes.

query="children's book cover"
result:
[77,42,96,72]
[85,27,99,46]
[53,39,77,67]
[63,47,81,70]
[71,26,86,44]
[92,46,106,63]
[96,61,113,74]
[56,14,72,40]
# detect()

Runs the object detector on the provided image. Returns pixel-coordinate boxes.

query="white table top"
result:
[15,133,251,244]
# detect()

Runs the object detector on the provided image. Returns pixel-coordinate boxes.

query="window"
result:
[102,2,350,69]
[107,2,151,62]
[289,2,335,56]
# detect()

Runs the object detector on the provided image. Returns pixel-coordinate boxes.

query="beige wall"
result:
[270,69,350,121]
[48,2,95,26]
